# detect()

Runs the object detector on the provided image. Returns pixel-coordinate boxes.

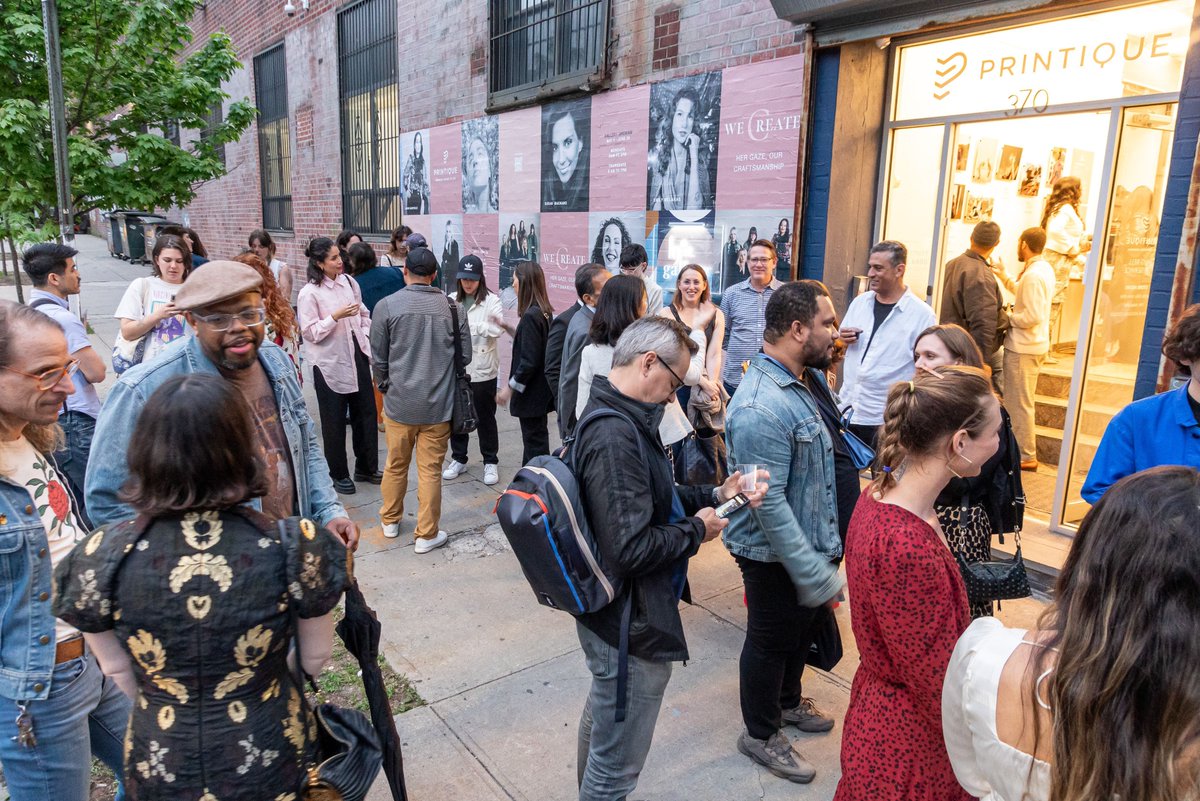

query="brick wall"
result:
[172,0,806,268]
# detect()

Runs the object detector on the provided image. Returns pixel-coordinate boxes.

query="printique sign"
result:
[892,0,1190,121]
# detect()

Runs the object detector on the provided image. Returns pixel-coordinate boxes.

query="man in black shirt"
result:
[803,371,863,545]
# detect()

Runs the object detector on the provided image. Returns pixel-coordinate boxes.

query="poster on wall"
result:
[462,117,500,214]
[499,107,541,213]
[428,124,462,214]
[431,214,463,286]
[972,138,998,183]
[590,85,651,211]
[400,130,431,214]
[712,210,793,294]
[541,98,592,212]
[715,56,805,212]
[588,212,646,274]
[996,145,1022,181]
[646,73,722,213]
[537,213,591,313]
[647,211,717,300]
[1017,164,1042,197]
[497,213,540,305]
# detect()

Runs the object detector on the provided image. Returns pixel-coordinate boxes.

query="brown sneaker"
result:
[781,697,835,732]
[737,730,816,783]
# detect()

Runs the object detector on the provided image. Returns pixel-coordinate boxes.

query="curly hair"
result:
[872,365,995,493]
[1161,303,1200,378]
[653,87,701,177]
[1041,176,1082,230]
[233,251,297,344]
[590,218,631,268]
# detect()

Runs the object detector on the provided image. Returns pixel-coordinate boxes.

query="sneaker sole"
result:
[783,718,836,733]
[736,738,815,784]
[414,538,448,554]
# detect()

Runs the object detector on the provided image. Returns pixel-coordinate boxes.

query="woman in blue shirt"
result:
[1082,303,1200,504]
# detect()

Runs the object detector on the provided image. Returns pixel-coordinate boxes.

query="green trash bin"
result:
[121,212,155,264]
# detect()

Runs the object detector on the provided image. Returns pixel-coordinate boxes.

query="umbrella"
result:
[337,578,408,801]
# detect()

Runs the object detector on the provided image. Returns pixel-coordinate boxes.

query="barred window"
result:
[254,45,293,231]
[338,0,400,236]
[489,0,609,110]
[199,102,225,166]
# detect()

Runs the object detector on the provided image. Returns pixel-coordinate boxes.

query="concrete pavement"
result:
[5,234,1048,800]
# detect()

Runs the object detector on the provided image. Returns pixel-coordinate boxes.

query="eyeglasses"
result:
[649,352,685,391]
[192,307,267,332]
[748,257,775,265]
[2,359,80,391]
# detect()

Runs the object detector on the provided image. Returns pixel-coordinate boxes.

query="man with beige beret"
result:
[86,260,359,548]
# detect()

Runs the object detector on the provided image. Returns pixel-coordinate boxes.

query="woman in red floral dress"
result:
[835,366,1000,801]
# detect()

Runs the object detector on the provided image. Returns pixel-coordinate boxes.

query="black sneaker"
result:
[354,471,383,485]
[333,478,356,494]
[737,730,816,783]
[781,697,835,733]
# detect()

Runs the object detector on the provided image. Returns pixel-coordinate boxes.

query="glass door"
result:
[879,125,946,301]
[1059,103,1177,525]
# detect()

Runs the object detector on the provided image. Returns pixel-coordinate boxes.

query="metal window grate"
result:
[254,45,293,231]
[337,0,400,236]
[199,102,226,167]
[489,0,609,109]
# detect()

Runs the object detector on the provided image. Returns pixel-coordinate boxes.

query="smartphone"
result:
[715,492,750,519]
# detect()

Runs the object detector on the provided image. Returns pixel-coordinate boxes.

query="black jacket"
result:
[574,376,714,662]
[939,250,1007,356]
[544,302,581,407]
[936,405,1025,534]
[509,303,554,418]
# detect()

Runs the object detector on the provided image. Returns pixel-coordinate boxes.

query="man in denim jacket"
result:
[724,280,846,784]
[0,301,130,800]
[86,261,356,547]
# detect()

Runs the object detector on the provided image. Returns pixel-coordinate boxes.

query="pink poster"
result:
[715,55,806,210]
[590,85,651,212]
[537,213,591,313]
[462,214,499,281]
[500,107,543,213]
[429,122,463,214]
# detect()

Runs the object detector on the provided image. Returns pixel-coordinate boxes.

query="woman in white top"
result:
[943,466,1200,801]
[578,275,700,446]
[113,234,193,366]
[659,264,724,411]
[249,229,294,308]
[441,256,504,486]
[1039,177,1090,355]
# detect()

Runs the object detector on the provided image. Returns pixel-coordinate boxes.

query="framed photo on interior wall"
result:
[949,184,966,219]
[541,98,591,213]
[972,138,998,184]
[955,143,970,172]
[647,72,722,213]
[462,117,500,214]
[996,145,1022,181]
[1018,163,1043,197]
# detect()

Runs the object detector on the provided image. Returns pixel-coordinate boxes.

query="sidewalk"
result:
[8,235,1048,800]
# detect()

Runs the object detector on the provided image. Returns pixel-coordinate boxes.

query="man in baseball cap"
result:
[87,260,359,548]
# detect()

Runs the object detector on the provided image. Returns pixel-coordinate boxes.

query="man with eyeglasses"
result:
[87,261,358,549]
[0,300,131,800]
[571,315,765,801]
[720,238,785,396]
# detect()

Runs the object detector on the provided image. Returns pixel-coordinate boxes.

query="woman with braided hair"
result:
[834,366,1000,801]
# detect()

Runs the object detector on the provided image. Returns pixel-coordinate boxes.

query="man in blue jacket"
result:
[87,261,357,548]
[1082,303,1200,503]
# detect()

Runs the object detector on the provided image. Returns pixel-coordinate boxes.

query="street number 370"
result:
[1005,89,1050,117]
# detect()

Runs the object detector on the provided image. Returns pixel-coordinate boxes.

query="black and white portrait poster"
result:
[541,98,591,213]
[646,73,722,213]
[400,130,431,214]
[588,212,646,274]
[432,214,463,287]
[498,213,540,305]
[462,117,500,214]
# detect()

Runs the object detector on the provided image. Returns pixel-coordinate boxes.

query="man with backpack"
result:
[570,316,763,801]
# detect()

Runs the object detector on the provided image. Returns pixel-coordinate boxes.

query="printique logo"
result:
[934,52,968,100]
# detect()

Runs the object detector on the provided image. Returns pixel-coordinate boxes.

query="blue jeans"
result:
[576,622,673,801]
[53,411,95,530]
[0,652,130,801]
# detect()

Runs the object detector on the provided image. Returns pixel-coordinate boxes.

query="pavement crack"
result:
[429,704,521,801]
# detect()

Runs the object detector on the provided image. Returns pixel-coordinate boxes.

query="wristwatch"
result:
[712,487,723,506]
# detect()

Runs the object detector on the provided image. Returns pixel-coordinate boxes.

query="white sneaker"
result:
[442,460,467,480]
[414,530,448,554]
[382,522,400,539]
[483,464,499,485]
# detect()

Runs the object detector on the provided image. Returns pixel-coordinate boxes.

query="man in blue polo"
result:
[720,239,784,396]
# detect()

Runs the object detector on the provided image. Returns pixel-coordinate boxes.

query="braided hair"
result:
[871,365,995,493]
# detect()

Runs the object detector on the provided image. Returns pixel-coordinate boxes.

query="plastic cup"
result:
[735,464,761,494]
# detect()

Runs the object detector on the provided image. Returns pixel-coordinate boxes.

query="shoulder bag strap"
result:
[667,305,686,329]
[446,297,467,380]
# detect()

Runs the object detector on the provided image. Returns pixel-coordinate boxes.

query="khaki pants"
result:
[1003,349,1044,463]
[380,417,452,540]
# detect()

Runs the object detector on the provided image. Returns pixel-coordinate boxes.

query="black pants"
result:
[736,556,823,740]
[517,415,550,465]
[451,379,499,464]
[313,345,378,480]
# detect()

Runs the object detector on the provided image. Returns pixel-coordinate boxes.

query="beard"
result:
[803,340,833,371]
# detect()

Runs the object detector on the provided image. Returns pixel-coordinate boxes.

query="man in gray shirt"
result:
[370,247,471,553]
[558,267,611,439]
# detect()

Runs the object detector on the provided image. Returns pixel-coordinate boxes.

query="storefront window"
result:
[880,125,944,299]
[892,0,1190,121]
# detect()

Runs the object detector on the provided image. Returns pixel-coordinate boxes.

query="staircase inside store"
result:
[1033,358,1131,472]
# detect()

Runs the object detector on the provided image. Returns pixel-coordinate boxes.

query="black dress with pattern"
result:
[53,508,349,801]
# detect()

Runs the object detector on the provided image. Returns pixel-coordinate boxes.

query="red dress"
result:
[834,490,972,801]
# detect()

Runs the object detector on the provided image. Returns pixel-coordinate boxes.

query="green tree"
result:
[0,0,255,244]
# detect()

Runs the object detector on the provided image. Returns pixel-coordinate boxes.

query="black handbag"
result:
[447,298,478,436]
[673,426,727,487]
[278,520,383,801]
[806,604,843,671]
[954,529,1031,605]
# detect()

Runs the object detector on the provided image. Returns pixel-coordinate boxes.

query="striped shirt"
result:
[719,278,783,388]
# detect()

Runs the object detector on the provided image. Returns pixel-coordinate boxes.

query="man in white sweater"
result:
[1004,228,1056,470]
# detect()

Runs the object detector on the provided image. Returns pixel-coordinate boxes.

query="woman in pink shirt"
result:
[297,236,379,495]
